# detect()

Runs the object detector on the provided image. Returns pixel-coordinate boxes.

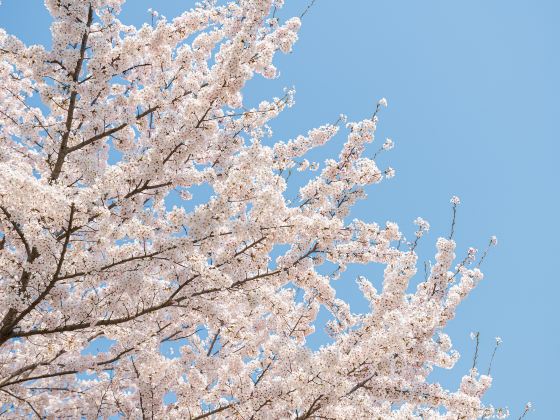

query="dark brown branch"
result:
[0,204,75,345]
[206,329,221,356]
[0,389,41,418]
[0,206,35,260]
[345,372,377,397]
[57,245,177,281]
[253,358,275,387]
[191,403,234,420]
[49,5,94,182]
[66,106,158,154]
[0,349,66,388]
[130,357,147,420]
[4,239,317,341]
[297,394,324,419]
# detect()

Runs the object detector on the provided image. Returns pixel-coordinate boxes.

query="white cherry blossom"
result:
[0,1,504,418]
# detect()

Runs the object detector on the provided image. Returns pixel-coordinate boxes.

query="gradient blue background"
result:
[1,1,557,418]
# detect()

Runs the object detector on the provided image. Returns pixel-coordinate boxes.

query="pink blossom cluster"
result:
[0,0,503,418]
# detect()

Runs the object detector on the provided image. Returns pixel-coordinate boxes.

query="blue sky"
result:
[1,0,558,417]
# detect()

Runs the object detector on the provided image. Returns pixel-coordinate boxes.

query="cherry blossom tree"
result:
[0,0,505,418]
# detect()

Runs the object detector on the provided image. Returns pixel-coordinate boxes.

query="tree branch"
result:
[49,5,94,182]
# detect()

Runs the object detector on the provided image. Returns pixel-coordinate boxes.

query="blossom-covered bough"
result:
[0,0,505,418]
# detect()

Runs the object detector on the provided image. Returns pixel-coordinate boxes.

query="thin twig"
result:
[471,331,480,370]
[449,202,457,240]
[300,0,317,19]
[487,338,501,375]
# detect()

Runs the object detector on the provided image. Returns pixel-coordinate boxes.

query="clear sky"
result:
[1,0,558,417]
